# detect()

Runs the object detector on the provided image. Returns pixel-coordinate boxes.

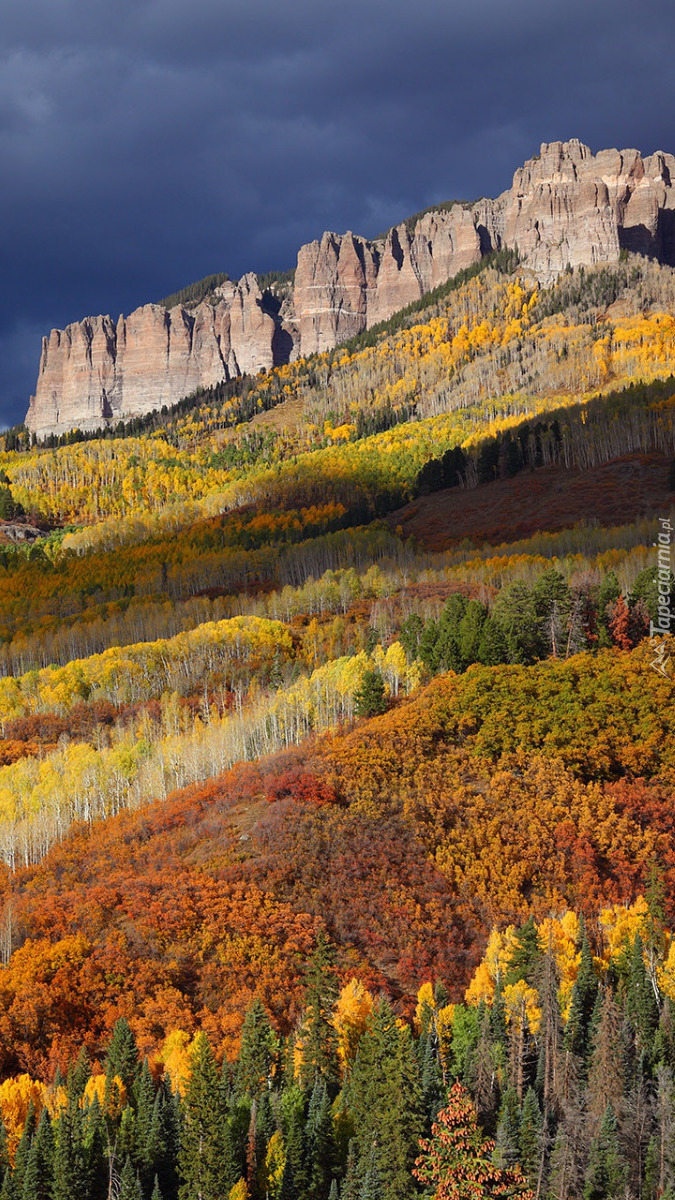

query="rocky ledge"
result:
[26,139,675,438]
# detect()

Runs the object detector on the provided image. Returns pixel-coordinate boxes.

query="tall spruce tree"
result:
[119,1156,143,1200]
[105,1018,140,1093]
[236,999,278,1099]
[564,926,598,1067]
[20,1111,54,1200]
[52,1099,92,1200]
[583,1107,627,1200]
[518,1088,542,1191]
[304,1080,335,1200]
[299,933,340,1093]
[178,1032,236,1200]
[346,1000,423,1200]
[494,1088,520,1168]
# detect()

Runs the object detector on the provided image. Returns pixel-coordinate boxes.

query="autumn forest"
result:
[0,253,674,1200]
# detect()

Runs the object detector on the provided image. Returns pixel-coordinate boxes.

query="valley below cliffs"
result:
[26,138,675,438]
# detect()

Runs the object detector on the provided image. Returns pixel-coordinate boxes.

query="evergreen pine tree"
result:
[518,1088,542,1190]
[236,999,278,1099]
[141,1093,169,1196]
[492,582,540,664]
[52,1099,91,1200]
[564,926,598,1067]
[493,1087,520,1168]
[299,933,340,1093]
[420,1029,444,1127]
[119,1156,143,1200]
[358,1145,382,1200]
[490,977,508,1048]
[626,934,660,1057]
[20,1110,55,1200]
[644,1134,660,1200]
[68,1047,91,1104]
[587,991,623,1123]
[11,1113,33,1200]
[279,1085,307,1198]
[353,669,387,719]
[418,620,439,671]
[0,1169,14,1200]
[105,1018,140,1092]
[304,1080,335,1200]
[435,595,467,673]
[245,1104,258,1200]
[477,617,508,666]
[82,1093,108,1200]
[506,917,542,986]
[595,572,621,646]
[583,1107,627,1200]
[346,1000,423,1200]
[133,1058,156,1164]
[178,1032,236,1200]
[341,1140,360,1200]
[151,1176,163,1200]
[398,615,424,664]
[457,600,487,670]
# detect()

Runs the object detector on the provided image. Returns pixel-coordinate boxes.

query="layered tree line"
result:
[2,896,675,1200]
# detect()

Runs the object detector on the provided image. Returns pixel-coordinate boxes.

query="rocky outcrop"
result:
[477,138,675,280]
[294,207,481,355]
[26,274,276,437]
[26,139,675,438]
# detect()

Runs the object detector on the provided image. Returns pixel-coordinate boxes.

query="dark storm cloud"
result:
[2,0,674,426]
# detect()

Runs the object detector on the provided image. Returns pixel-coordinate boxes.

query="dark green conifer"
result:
[346,1000,423,1200]
[420,1030,444,1126]
[12,1107,35,1200]
[626,934,659,1057]
[398,614,424,664]
[490,977,508,1048]
[358,1145,383,1200]
[506,916,542,986]
[20,1110,54,1200]
[353,669,387,719]
[52,1099,91,1200]
[304,1080,335,1200]
[105,1018,140,1092]
[583,1106,627,1200]
[494,1087,520,1168]
[236,998,278,1098]
[342,1140,360,1200]
[457,600,487,669]
[417,620,439,671]
[477,617,508,666]
[299,933,340,1092]
[119,1155,143,1200]
[178,1032,236,1200]
[644,1134,660,1200]
[564,926,598,1065]
[67,1047,91,1104]
[518,1087,542,1190]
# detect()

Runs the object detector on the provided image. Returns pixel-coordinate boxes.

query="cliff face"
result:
[293,206,481,355]
[26,139,675,438]
[26,274,276,437]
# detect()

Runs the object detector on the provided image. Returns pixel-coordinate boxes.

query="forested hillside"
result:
[0,255,674,1199]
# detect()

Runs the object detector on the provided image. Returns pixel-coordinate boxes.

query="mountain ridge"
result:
[25,138,675,439]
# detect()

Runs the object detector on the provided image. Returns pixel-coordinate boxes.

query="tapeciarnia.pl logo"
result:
[649,516,673,676]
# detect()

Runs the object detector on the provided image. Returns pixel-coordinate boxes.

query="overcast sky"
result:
[2,0,675,428]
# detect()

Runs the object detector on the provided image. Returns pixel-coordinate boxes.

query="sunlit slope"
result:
[4,256,675,531]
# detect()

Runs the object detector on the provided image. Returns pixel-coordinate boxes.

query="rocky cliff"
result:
[26,139,675,438]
